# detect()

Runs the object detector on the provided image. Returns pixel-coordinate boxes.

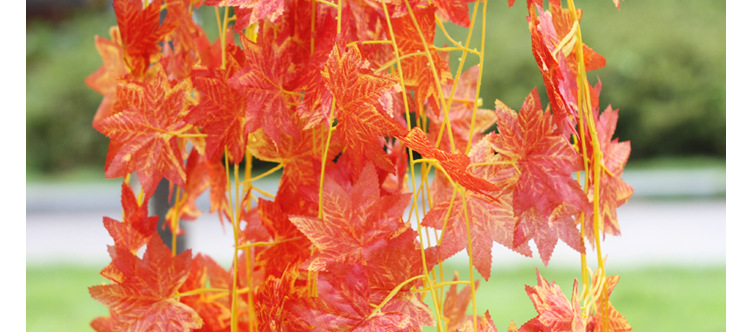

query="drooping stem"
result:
[318,98,337,219]
[464,0,488,155]
[380,1,443,329]
[565,0,609,329]
[403,0,457,153]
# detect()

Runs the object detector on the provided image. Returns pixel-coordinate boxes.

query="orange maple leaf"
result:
[289,163,412,272]
[113,0,176,77]
[90,237,203,331]
[102,182,158,254]
[491,89,589,242]
[319,44,407,172]
[421,136,532,281]
[188,42,249,163]
[94,64,194,198]
[584,106,633,242]
[228,33,301,146]
[204,0,286,31]
[86,27,129,124]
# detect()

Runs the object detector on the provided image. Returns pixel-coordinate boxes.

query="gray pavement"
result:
[26,168,726,268]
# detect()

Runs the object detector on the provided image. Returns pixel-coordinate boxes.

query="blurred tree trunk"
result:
[151,179,187,254]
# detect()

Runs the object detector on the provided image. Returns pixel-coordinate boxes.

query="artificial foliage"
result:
[87,0,633,330]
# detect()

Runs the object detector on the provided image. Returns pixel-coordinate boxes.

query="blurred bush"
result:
[26,8,113,177]
[26,0,725,178]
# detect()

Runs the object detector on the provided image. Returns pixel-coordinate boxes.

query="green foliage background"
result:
[25,0,726,177]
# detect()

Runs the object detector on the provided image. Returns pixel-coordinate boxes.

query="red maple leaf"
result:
[255,198,313,279]
[179,254,233,332]
[427,65,496,154]
[90,237,203,331]
[454,311,499,332]
[113,0,176,77]
[527,4,579,138]
[94,64,194,198]
[400,127,500,199]
[204,0,286,32]
[254,266,314,330]
[546,2,606,73]
[584,106,633,242]
[390,5,453,115]
[102,182,158,254]
[527,1,606,138]
[435,0,475,28]
[442,272,486,331]
[289,163,413,272]
[300,263,434,331]
[512,203,585,266]
[188,42,248,163]
[86,27,129,124]
[519,269,586,332]
[317,44,408,172]
[421,136,532,281]
[227,33,301,146]
[164,149,214,224]
[586,274,631,332]
[490,89,589,256]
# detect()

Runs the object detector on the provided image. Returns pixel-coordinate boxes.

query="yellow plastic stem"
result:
[464,0,488,155]
[380,1,443,329]
[565,0,609,329]
[176,287,229,298]
[318,97,337,219]
[403,0,457,153]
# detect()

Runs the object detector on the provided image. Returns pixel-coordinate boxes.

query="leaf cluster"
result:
[87,0,632,331]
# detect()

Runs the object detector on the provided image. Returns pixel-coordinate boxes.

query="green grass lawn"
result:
[27,263,725,331]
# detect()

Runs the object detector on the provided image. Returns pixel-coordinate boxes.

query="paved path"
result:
[26,169,726,268]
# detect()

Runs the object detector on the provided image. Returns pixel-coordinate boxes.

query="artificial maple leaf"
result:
[254,265,315,330]
[546,2,606,73]
[301,263,434,331]
[86,27,129,124]
[204,0,286,32]
[179,254,233,332]
[255,198,313,279]
[519,269,586,332]
[317,44,407,173]
[94,64,194,198]
[455,311,499,332]
[443,272,480,331]
[390,4,452,115]
[400,127,500,199]
[586,274,631,332]
[113,0,176,77]
[527,4,580,138]
[490,88,589,235]
[161,0,213,80]
[165,149,211,223]
[90,237,202,331]
[421,136,531,281]
[227,33,301,146]
[435,0,475,28]
[102,182,158,254]
[188,42,248,162]
[289,163,412,272]
[584,106,632,243]
[427,65,496,154]
[512,203,585,266]
[527,1,606,138]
